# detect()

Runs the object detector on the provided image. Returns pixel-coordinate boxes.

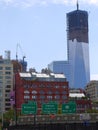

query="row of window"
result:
[0,71,11,75]
[0,84,12,89]
[24,95,67,100]
[24,90,67,95]
[0,67,12,70]
[5,103,11,106]
[77,104,91,108]
[24,85,68,89]
[0,80,12,84]
[0,100,11,107]
[6,85,11,88]
[5,90,10,93]
[0,76,12,79]
[24,100,67,104]
[38,78,66,82]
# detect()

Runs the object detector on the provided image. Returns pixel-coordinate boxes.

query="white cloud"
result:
[2,0,14,4]
[0,0,98,7]
[89,0,98,4]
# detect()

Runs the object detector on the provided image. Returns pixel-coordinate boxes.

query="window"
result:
[40,95,45,99]
[31,84,37,88]
[62,86,67,88]
[32,90,37,94]
[47,85,51,88]
[5,99,10,101]
[47,91,52,95]
[5,94,10,98]
[55,85,59,88]
[62,91,66,94]
[0,67,3,70]
[24,95,30,99]
[5,108,10,111]
[0,82,3,88]
[39,84,45,88]
[5,103,11,106]
[0,71,3,74]
[0,76,3,79]
[6,85,11,88]
[32,95,37,99]
[5,76,11,79]
[24,85,30,88]
[55,91,59,94]
[0,90,2,97]
[39,90,45,95]
[5,72,11,75]
[6,81,11,84]
[47,96,52,99]
[24,90,30,94]
[62,95,67,99]
[54,95,60,99]
[5,67,11,70]
[0,60,4,64]
[5,90,10,93]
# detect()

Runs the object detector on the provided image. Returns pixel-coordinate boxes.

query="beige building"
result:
[85,80,98,102]
[0,51,13,114]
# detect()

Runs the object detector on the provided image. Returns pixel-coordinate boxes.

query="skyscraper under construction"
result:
[48,3,90,88]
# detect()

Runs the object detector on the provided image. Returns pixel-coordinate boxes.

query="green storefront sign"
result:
[62,102,76,114]
[21,101,37,115]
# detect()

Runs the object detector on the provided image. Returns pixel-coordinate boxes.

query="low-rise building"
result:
[69,88,92,113]
[15,72,69,114]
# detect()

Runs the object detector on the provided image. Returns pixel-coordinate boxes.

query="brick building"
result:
[15,72,69,114]
[69,88,92,113]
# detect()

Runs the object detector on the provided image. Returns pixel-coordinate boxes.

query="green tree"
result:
[3,109,15,121]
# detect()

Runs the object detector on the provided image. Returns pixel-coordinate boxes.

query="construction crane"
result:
[16,43,26,62]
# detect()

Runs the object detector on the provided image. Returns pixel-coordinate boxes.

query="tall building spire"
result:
[77,0,79,10]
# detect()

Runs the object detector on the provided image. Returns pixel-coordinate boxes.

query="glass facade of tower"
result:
[67,9,90,88]
[48,61,70,82]
[68,39,90,88]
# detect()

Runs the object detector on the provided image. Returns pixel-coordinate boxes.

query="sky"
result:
[0,0,98,77]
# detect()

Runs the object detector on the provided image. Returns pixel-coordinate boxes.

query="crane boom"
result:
[16,43,26,61]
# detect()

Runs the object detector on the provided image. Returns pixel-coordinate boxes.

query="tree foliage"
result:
[3,109,15,121]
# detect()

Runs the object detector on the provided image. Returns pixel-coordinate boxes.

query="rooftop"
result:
[69,93,85,98]
[19,72,67,82]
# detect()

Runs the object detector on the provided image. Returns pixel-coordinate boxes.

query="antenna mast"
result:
[77,0,79,10]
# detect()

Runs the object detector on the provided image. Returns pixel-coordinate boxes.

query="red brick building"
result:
[15,72,69,114]
[76,99,92,113]
[69,88,92,113]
